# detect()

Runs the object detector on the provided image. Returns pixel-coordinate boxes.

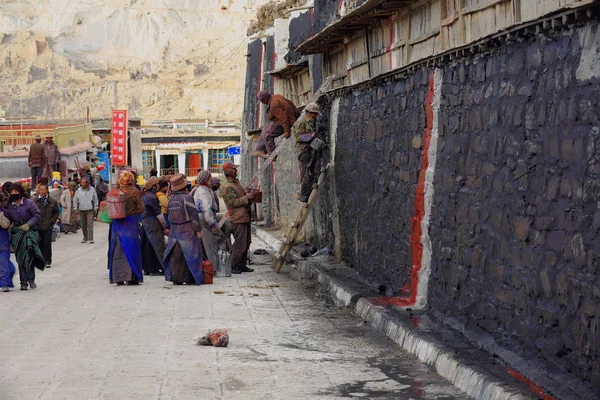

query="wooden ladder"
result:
[272,164,330,273]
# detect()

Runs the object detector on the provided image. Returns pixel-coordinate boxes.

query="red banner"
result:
[111,110,128,166]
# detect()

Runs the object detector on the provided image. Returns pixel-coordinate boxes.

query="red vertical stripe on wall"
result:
[366,71,435,307]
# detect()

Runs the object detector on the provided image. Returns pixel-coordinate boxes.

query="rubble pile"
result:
[247,0,307,35]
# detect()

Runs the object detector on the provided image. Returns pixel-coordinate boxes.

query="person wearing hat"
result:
[108,171,145,286]
[252,90,300,159]
[193,170,221,270]
[292,102,322,203]
[28,135,47,188]
[163,174,204,285]
[43,134,61,180]
[73,176,98,244]
[140,177,166,276]
[4,183,45,290]
[220,161,255,274]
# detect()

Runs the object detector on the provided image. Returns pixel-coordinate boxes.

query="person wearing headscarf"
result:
[108,171,145,286]
[163,174,203,285]
[252,90,300,158]
[0,206,15,292]
[194,170,221,270]
[60,181,79,234]
[141,177,166,276]
[4,183,45,290]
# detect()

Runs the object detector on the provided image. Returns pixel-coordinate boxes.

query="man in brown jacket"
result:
[43,134,61,179]
[252,90,300,159]
[28,135,46,187]
[220,161,255,274]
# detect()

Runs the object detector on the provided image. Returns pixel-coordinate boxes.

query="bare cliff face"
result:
[0,0,268,122]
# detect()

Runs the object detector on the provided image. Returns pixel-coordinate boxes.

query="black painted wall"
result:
[332,71,431,290]
[240,39,263,184]
[429,24,600,388]
[286,10,312,65]
[313,0,341,35]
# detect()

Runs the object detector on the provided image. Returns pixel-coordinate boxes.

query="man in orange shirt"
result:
[252,90,300,159]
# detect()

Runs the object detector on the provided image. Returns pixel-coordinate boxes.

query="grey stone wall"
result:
[429,23,600,387]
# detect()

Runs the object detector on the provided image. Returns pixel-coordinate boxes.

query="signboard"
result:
[97,151,110,182]
[111,110,128,166]
[228,146,241,155]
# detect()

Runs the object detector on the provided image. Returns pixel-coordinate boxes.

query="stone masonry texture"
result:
[246,19,600,392]
[429,23,600,388]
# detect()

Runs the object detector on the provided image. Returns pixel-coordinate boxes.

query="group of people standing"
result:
[28,134,61,187]
[107,162,256,287]
[0,174,111,292]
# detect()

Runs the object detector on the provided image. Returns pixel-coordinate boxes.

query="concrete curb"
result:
[355,299,529,400]
[252,225,536,400]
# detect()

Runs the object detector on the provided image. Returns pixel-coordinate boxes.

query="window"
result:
[142,150,155,169]
[209,149,231,169]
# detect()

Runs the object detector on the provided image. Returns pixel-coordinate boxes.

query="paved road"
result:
[0,223,467,400]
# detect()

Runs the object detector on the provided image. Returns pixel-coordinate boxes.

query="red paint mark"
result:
[365,72,436,308]
[505,367,555,400]
[410,317,420,328]
[337,0,344,16]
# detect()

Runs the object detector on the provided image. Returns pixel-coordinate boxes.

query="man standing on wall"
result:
[43,135,61,179]
[220,162,255,274]
[292,102,322,203]
[35,183,59,269]
[28,135,46,187]
[252,90,300,159]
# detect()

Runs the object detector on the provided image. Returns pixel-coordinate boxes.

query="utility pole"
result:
[8,91,12,131]
[113,81,118,109]
[19,88,23,133]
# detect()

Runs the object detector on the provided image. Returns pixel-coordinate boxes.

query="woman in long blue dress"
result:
[0,208,15,292]
[107,171,145,285]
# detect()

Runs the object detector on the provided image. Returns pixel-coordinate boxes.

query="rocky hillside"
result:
[0,0,269,122]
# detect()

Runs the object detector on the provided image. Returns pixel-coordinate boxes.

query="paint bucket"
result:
[252,190,262,203]
[202,260,215,284]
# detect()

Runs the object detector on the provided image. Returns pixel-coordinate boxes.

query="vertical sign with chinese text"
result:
[111,110,128,166]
